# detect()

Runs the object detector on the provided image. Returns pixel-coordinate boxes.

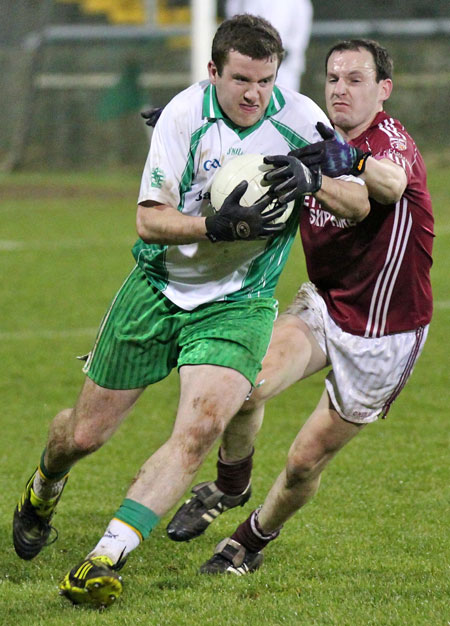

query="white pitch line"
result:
[435,225,450,235]
[0,328,98,340]
[2,301,449,342]
[434,300,450,310]
[0,241,24,250]
[0,239,133,251]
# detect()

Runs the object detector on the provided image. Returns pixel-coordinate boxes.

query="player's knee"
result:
[285,449,321,487]
[71,417,111,454]
[49,408,77,449]
[71,429,104,454]
[51,407,74,429]
[57,408,73,421]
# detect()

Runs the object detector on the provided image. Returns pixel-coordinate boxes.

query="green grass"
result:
[0,162,449,625]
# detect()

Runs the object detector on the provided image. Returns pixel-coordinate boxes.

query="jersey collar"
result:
[202,84,285,136]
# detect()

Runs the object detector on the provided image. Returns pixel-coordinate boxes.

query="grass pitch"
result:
[0,164,448,625]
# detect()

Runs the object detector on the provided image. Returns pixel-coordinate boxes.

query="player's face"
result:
[208,50,278,128]
[325,49,392,139]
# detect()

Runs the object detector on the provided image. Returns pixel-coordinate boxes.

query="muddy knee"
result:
[174,417,225,473]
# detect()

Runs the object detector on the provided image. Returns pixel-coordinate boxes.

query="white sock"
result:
[32,472,66,500]
[87,519,141,564]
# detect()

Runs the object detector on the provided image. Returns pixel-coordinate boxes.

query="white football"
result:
[210,154,295,224]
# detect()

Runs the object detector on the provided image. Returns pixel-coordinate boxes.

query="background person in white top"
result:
[12,14,368,609]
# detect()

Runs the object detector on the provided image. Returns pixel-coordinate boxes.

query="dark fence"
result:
[1,1,449,170]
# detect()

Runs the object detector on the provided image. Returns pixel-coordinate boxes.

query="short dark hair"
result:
[325,39,393,82]
[212,14,284,75]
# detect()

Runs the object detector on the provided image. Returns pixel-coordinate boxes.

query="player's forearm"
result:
[314,177,370,222]
[136,203,208,244]
[361,157,407,205]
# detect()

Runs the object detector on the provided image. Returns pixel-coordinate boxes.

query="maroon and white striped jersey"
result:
[300,111,434,337]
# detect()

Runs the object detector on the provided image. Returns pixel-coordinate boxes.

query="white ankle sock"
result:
[87,519,141,564]
[32,472,66,500]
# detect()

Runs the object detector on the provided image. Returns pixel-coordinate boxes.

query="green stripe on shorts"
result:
[83,265,278,389]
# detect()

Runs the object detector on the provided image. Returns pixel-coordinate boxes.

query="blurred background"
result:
[1,0,449,171]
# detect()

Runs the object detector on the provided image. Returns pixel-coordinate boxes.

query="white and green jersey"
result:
[134,81,329,310]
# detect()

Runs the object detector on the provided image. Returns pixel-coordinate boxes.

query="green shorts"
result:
[83,266,278,390]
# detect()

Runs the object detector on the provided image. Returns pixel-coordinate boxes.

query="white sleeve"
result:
[138,99,192,209]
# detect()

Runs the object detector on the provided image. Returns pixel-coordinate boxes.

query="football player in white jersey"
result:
[12,16,368,607]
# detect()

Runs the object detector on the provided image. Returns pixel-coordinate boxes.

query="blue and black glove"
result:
[290,122,371,178]
[205,181,287,242]
[141,107,164,128]
[263,155,322,204]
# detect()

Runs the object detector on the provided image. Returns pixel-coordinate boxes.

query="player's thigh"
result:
[252,312,327,404]
[72,377,144,443]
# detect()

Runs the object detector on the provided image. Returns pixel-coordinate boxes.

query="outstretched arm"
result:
[360,157,407,205]
[314,176,370,222]
[263,153,370,223]
[290,122,407,207]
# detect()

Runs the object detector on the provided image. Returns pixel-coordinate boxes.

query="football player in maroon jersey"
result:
[167,39,434,575]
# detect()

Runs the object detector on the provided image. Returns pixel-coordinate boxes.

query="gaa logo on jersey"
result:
[390,138,407,151]
[203,158,221,171]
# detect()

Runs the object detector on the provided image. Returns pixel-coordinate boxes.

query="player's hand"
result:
[290,122,371,177]
[263,155,322,203]
[141,107,164,127]
[205,180,287,242]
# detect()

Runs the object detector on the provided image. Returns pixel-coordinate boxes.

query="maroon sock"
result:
[231,508,281,553]
[215,448,253,495]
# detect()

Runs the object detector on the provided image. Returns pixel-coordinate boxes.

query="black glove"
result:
[205,180,288,242]
[141,107,164,128]
[290,122,371,177]
[263,155,322,204]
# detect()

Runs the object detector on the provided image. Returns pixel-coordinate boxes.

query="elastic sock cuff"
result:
[114,498,160,540]
[251,507,282,541]
[38,449,71,481]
